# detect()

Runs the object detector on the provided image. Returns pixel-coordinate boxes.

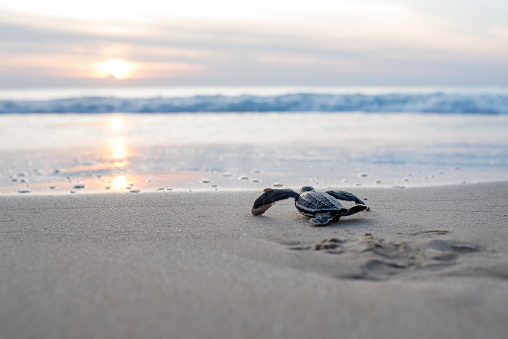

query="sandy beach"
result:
[3,0,508,338]
[1,182,507,339]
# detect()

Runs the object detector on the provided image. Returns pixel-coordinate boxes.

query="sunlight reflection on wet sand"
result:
[1,113,507,194]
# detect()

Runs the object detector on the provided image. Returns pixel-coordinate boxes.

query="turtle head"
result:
[299,186,315,193]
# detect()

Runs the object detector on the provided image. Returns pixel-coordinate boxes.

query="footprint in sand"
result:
[289,233,483,280]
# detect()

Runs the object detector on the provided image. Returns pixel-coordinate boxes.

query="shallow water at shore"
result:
[1,112,507,194]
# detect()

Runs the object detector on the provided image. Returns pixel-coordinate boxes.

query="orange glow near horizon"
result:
[93,59,135,79]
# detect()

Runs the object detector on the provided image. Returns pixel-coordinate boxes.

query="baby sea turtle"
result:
[252,186,370,226]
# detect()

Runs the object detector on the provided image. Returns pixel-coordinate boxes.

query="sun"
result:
[93,59,134,79]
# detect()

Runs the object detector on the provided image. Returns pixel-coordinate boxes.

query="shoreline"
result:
[1,182,508,338]
[2,112,507,196]
[5,166,503,195]
[2,179,507,195]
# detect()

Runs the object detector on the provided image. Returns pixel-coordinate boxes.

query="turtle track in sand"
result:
[284,233,507,281]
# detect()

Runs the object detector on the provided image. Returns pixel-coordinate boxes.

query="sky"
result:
[0,0,507,88]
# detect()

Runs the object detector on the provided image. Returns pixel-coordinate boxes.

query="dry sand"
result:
[1,183,508,339]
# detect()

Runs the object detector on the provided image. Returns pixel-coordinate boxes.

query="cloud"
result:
[258,55,315,65]
[1,1,508,87]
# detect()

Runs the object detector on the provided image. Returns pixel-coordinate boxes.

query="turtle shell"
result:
[295,191,346,217]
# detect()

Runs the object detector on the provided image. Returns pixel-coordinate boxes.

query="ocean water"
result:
[1,86,508,114]
[0,86,507,194]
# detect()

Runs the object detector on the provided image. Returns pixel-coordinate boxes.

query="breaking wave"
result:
[1,92,507,114]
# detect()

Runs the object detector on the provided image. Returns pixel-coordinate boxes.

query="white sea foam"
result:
[0,92,507,114]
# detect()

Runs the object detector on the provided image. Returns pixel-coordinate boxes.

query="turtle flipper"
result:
[339,205,369,216]
[252,188,299,216]
[326,190,367,206]
[310,212,334,226]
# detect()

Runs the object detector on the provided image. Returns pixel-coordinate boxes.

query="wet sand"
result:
[1,183,508,339]
[2,113,508,194]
